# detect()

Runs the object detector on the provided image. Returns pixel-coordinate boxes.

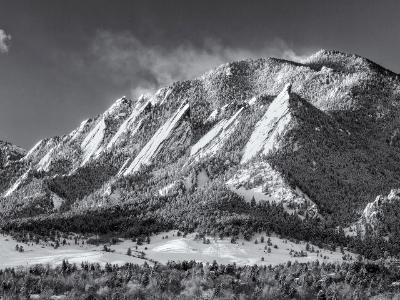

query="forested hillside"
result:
[2,259,400,299]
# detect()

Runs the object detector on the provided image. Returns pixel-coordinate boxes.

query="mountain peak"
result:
[0,140,26,168]
[104,96,133,118]
[279,83,292,98]
[240,84,300,164]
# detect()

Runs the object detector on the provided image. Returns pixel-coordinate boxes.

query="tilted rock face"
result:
[357,189,400,231]
[2,49,400,224]
[118,101,190,176]
[0,141,26,198]
[25,96,136,173]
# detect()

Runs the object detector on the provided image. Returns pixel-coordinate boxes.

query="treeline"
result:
[2,259,400,299]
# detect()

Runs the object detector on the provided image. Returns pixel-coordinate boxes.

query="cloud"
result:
[0,29,11,53]
[91,31,313,98]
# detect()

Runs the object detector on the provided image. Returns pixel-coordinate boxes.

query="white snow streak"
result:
[80,118,106,166]
[121,102,190,176]
[70,119,89,142]
[190,108,243,159]
[3,169,30,197]
[241,84,292,164]
[158,88,172,106]
[37,147,56,171]
[23,140,43,161]
[106,101,149,150]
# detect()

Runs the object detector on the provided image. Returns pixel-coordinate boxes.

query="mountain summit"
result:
[0,141,25,168]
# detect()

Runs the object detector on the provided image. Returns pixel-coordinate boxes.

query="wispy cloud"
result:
[91,31,312,98]
[0,29,11,53]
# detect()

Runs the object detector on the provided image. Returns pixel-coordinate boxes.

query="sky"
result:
[0,0,399,149]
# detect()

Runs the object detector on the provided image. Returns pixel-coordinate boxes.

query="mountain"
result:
[0,141,26,199]
[2,49,400,241]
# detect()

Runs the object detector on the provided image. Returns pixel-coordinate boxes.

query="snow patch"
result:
[248,96,257,106]
[197,169,209,188]
[228,185,273,203]
[158,182,178,197]
[52,193,64,210]
[293,141,300,151]
[205,109,219,123]
[183,173,196,191]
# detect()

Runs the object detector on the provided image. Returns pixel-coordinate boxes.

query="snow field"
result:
[0,231,355,269]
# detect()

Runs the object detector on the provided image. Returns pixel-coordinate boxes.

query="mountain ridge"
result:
[2,49,400,234]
